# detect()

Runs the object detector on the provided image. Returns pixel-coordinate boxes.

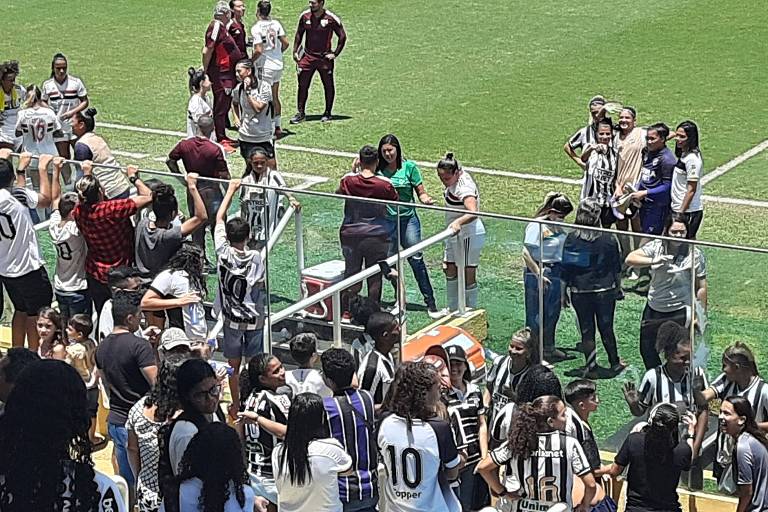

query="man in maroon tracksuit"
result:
[290,0,347,124]
[202,1,244,150]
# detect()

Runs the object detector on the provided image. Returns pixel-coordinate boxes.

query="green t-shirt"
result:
[378,160,423,219]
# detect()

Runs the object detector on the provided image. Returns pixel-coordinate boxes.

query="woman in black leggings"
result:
[562,197,624,377]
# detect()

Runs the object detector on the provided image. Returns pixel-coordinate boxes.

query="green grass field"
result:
[4,0,768,469]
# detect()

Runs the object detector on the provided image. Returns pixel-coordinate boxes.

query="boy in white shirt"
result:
[285,333,332,398]
[48,157,90,320]
[214,179,266,418]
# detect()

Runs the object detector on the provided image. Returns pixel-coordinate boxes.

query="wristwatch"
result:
[129,175,139,185]
[16,167,26,174]
[682,433,694,440]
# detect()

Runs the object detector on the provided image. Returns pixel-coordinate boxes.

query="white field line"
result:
[99,121,768,208]
[112,150,149,159]
[701,139,768,185]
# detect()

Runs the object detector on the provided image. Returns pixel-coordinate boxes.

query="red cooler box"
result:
[300,260,347,321]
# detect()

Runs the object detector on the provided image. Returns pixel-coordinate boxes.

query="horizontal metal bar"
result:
[269,227,456,324]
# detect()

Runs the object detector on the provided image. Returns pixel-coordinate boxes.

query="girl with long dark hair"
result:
[140,242,208,338]
[720,396,768,512]
[36,306,66,359]
[186,67,214,140]
[561,197,624,376]
[598,402,697,512]
[672,120,704,239]
[164,423,260,512]
[41,53,89,160]
[378,361,463,511]
[376,134,440,316]
[478,395,597,512]
[127,353,188,512]
[522,192,574,362]
[0,359,126,511]
[273,393,352,512]
[236,353,290,512]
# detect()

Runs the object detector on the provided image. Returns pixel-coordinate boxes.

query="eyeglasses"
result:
[194,384,221,399]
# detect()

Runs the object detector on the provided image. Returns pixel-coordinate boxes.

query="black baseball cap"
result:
[446,345,471,382]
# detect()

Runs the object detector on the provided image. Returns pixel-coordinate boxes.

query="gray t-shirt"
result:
[134,217,183,277]
[642,239,706,313]
[233,80,273,143]
[736,432,768,512]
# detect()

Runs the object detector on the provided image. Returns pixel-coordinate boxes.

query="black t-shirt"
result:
[95,332,156,425]
[615,431,692,512]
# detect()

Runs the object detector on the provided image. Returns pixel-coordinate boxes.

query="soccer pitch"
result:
[3,0,768,448]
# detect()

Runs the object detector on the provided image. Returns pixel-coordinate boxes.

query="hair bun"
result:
[187,67,196,77]
[85,107,98,118]
[445,152,454,160]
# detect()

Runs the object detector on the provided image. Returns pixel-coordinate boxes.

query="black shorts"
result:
[239,140,275,161]
[0,267,53,315]
[87,387,100,418]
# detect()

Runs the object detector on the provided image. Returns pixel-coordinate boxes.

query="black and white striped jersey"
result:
[446,382,486,465]
[357,349,395,405]
[243,389,290,479]
[638,365,708,413]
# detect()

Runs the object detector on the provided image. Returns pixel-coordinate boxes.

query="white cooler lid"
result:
[301,259,347,281]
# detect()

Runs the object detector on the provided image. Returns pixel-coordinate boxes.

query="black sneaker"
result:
[321,112,332,123]
[289,112,305,124]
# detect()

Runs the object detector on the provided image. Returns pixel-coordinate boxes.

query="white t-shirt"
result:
[443,171,485,237]
[49,210,88,291]
[233,81,273,143]
[0,188,43,277]
[0,84,26,146]
[161,478,256,512]
[285,368,332,398]
[252,19,287,71]
[15,105,61,156]
[41,75,88,134]
[240,169,286,243]
[213,223,265,328]
[149,269,207,342]
[272,438,352,512]
[186,94,214,140]
[671,152,704,212]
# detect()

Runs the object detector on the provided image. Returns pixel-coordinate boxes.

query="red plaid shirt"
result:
[73,199,138,283]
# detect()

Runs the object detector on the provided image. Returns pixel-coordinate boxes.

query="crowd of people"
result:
[0,0,766,511]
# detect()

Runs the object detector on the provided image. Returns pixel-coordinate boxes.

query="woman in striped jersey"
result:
[623,321,708,459]
[236,353,291,512]
[696,342,768,489]
[478,395,597,512]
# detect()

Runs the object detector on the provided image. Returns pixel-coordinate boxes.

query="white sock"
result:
[446,278,459,311]
[274,115,281,128]
[465,284,478,308]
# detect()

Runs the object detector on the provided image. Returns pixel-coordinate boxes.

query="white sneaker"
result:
[428,308,450,319]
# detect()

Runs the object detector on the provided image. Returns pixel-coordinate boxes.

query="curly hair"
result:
[176,423,249,512]
[146,353,189,422]
[507,395,563,460]
[382,361,438,431]
[516,365,562,404]
[238,353,278,410]
[0,360,100,511]
[655,321,690,359]
[0,61,19,80]
[164,242,207,298]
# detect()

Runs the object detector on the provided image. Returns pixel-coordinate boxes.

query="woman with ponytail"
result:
[16,84,62,158]
[522,192,574,362]
[235,353,290,512]
[186,67,214,140]
[721,396,768,511]
[41,53,89,160]
[598,402,697,512]
[437,152,485,313]
[478,395,597,512]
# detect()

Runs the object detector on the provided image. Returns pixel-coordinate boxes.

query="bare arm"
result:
[448,195,479,233]
[477,455,516,498]
[180,173,208,236]
[61,95,90,121]
[202,45,212,72]
[414,183,434,205]
[141,288,201,311]
[140,365,157,386]
[165,158,181,175]
[625,247,655,268]
[478,413,489,460]
[35,153,53,208]
[127,429,141,480]
[51,157,64,209]
[126,166,153,209]
[279,35,290,52]
[595,463,624,478]
[216,179,241,225]
[696,276,707,311]
[679,180,698,214]
[564,142,587,170]
[576,473,598,512]
[580,144,596,164]
[737,485,753,512]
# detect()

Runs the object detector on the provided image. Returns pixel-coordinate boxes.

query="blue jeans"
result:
[222,325,263,360]
[343,496,378,512]
[56,289,92,320]
[524,264,562,353]
[386,215,436,307]
[108,422,135,488]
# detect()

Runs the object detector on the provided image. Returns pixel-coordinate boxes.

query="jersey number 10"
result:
[385,445,423,489]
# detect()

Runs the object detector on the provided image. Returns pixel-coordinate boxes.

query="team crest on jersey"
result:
[320,19,329,27]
